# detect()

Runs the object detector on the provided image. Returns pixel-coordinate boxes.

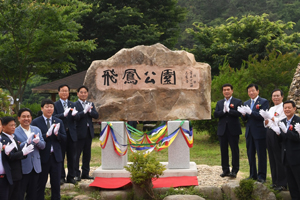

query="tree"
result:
[0,88,11,117]
[72,0,187,73]
[185,14,300,75]
[211,49,300,104]
[0,0,96,113]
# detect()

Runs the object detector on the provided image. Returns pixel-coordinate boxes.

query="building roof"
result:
[32,70,87,94]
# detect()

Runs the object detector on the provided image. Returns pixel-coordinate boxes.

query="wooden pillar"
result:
[51,93,56,102]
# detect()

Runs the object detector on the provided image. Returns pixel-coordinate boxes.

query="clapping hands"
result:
[46,124,55,137]
[5,142,15,155]
[223,101,229,113]
[237,105,252,115]
[27,132,35,144]
[64,107,71,117]
[294,123,300,135]
[278,122,287,133]
[22,143,34,156]
[53,123,60,136]
[259,110,272,120]
[270,124,281,135]
[72,107,78,116]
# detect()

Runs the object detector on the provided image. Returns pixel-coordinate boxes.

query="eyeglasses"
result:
[272,95,281,98]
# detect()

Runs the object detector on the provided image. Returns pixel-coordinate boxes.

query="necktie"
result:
[46,118,50,129]
[63,101,67,109]
[250,100,254,109]
[286,120,291,132]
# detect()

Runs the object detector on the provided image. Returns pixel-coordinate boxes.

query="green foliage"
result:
[73,0,187,72]
[22,75,51,104]
[185,14,300,75]
[0,88,11,117]
[191,102,218,142]
[20,103,41,119]
[234,179,256,200]
[0,0,96,112]
[125,152,166,188]
[211,49,300,105]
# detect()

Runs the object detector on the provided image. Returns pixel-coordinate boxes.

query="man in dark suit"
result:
[1,116,33,200]
[273,100,300,200]
[74,86,99,181]
[14,108,46,200]
[214,83,242,178]
[53,84,79,185]
[0,118,13,200]
[240,83,269,183]
[31,99,66,200]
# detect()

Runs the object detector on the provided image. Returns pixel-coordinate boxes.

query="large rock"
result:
[288,62,300,109]
[84,43,211,121]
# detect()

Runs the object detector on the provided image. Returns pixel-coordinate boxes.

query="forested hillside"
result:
[176,0,300,48]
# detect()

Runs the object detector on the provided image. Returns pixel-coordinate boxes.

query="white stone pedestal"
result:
[168,120,190,169]
[100,121,127,170]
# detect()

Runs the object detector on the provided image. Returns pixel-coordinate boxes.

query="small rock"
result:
[163,195,205,200]
[195,186,222,200]
[73,195,95,200]
[100,190,128,200]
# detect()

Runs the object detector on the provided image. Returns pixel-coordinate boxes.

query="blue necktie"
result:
[250,100,254,110]
[286,120,291,132]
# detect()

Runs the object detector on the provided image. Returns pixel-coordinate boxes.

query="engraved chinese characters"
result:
[96,65,200,90]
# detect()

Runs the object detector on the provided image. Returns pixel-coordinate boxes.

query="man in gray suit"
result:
[14,108,46,200]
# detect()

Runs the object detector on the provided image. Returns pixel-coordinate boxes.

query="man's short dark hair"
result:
[283,100,296,108]
[77,85,89,92]
[222,83,233,90]
[58,84,70,92]
[247,83,259,91]
[2,116,15,126]
[18,108,32,117]
[271,89,283,97]
[41,99,54,108]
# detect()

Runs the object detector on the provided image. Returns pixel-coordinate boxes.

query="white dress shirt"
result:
[43,115,54,152]
[20,125,32,139]
[264,102,286,127]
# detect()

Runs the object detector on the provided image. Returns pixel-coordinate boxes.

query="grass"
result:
[76,126,272,181]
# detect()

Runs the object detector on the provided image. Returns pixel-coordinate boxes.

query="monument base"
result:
[92,162,198,178]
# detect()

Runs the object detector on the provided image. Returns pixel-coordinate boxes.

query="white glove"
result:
[33,134,40,144]
[223,101,226,113]
[71,107,78,116]
[22,143,34,156]
[279,122,287,133]
[84,103,92,114]
[237,106,246,115]
[64,107,71,117]
[244,105,252,115]
[270,124,281,135]
[259,110,272,120]
[54,123,60,136]
[5,142,15,155]
[46,124,55,137]
[88,103,93,113]
[26,132,35,144]
[295,123,300,134]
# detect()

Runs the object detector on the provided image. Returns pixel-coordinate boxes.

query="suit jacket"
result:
[214,97,242,136]
[242,96,269,139]
[75,101,99,139]
[0,134,13,185]
[53,100,79,142]
[0,133,26,181]
[14,125,46,174]
[279,115,300,166]
[31,116,66,164]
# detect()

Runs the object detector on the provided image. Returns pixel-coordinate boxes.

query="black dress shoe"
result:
[229,172,237,178]
[74,176,81,181]
[81,175,94,180]
[245,177,257,180]
[270,184,276,189]
[220,172,230,177]
[66,178,77,185]
[60,178,65,185]
[274,186,287,191]
[257,179,266,184]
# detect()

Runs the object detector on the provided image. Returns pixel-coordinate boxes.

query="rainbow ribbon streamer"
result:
[99,121,193,156]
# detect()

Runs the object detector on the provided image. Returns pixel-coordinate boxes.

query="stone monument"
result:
[288,63,300,110]
[86,43,211,178]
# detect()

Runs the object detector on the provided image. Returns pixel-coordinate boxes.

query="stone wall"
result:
[288,63,300,110]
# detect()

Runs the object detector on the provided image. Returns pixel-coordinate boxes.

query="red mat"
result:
[89,176,198,189]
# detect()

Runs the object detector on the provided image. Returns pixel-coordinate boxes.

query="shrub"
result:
[234,179,256,200]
